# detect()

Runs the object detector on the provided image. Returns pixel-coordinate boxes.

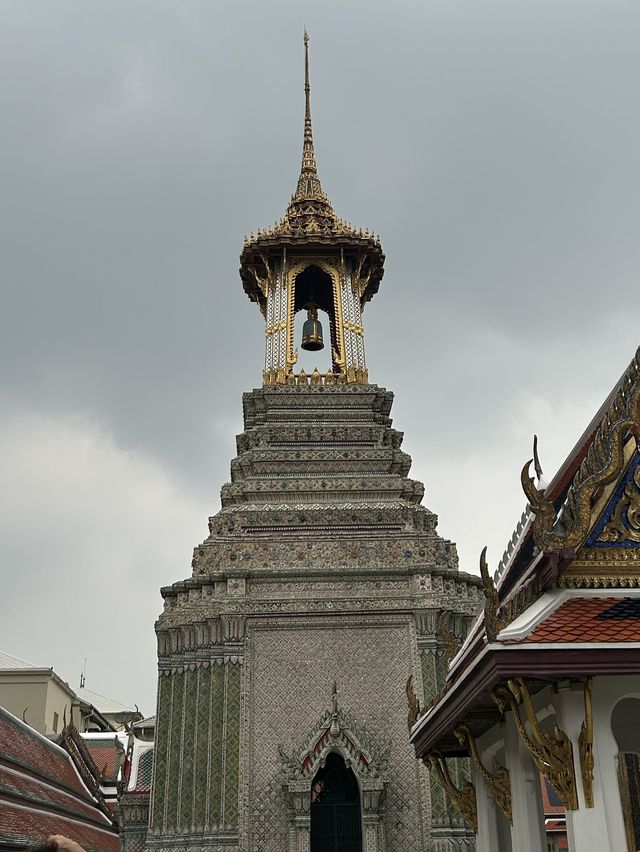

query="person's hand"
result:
[48,836,86,852]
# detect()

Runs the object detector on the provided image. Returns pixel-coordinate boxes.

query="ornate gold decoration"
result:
[454,724,512,823]
[480,547,505,642]
[333,272,346,372]
[423,751,478,832]
[286,261,297,370]
[239,34,385,312]
[597,464,640,543]
[578,677,594,808]
[437,612,461,665]
[263,370,351,387]
[500,574,541,631]
[492,678,578,810]
[406,675,421,731]
[521,348,640,550]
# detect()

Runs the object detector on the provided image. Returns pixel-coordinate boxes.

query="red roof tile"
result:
[540,774,565,815]
[525,597,640,644]
[84,740,122,783]
[0,765,102,823]
[0,715,84,796]
[0,801,119,852]
[0,707,118,852]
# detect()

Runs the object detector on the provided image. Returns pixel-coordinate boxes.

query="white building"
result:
[410,346,640,852]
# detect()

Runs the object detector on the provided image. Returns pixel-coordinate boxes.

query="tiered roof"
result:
[239,33,385,310]
[0,706,118,852]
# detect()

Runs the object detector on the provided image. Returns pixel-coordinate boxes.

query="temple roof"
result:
[409,345,640,757]
[76,686,137,717]
[0,706,118,852]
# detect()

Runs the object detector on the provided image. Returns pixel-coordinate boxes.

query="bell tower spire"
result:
[239,35,386,386]
[288,32,334,228]
[302,30,315,174]
[294,30,323,201]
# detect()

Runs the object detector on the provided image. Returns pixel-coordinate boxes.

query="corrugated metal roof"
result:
[0,650,40,670]
[77,686,135,715]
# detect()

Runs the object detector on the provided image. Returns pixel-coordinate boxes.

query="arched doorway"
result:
[612,696,640,851]
[310,752,363,852]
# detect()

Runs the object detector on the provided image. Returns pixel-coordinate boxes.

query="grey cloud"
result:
[2,0,640,709]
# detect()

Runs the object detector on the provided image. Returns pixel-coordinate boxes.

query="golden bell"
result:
[301,307,324,351]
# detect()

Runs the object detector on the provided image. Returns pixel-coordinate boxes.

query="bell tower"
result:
[240,32,384,385]
[141,34,483,852]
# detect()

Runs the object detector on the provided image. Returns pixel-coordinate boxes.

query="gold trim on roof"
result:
[521,347,640,551]
[423,751,478,832]
[480,547,505,642]
[493,679,578,811]
[437,612,461,665]
[597,462,640,544]
[455,724,512,823]
[406,675,421,731]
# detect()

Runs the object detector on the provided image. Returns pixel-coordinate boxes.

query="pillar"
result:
[503,711,547,852]
[471,729,512,852]
[554,680,627,851]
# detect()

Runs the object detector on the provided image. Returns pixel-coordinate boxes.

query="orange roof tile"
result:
[540,774,565,815]
[526,597,640,644]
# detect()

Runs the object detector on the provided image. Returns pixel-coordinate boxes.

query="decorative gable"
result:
[588,450,640,548]
[279,683,389,818]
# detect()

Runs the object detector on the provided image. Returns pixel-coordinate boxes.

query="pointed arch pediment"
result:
[279,687,389,818]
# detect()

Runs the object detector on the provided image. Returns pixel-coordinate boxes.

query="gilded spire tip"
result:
[289,33,334,216]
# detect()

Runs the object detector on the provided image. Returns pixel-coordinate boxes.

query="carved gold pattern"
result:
[332,264,346,371]
[560,574,640,589]
[406,675,421,731]
[262,369,368,387]
[521,348,640,551]
[578,677,594,809]
[559,544,640,587]
[454,724,512,823]
[480,547,505,642]
[286,260,297,370]
[598,464,640,543]
[492,678,578,810]
[423,751,478,832]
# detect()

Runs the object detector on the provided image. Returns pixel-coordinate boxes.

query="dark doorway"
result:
[310,752,362,852]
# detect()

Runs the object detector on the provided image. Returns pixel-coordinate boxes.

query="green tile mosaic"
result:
[179,669,197,829]
[150,675,170,830]
[166,671,185,829]
[208,664,224,828]
[223,662,241,827]
[193,667,210,829]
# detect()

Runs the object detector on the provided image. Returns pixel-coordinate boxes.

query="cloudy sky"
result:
[2,0,640,713]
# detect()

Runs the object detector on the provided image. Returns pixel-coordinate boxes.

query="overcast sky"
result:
[2,0,640,714]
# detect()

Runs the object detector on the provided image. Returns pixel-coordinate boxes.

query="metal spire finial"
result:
[294,30,324,201]
[303,30,313,164]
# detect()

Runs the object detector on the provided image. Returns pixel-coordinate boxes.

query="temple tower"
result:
[144,36,482,852]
